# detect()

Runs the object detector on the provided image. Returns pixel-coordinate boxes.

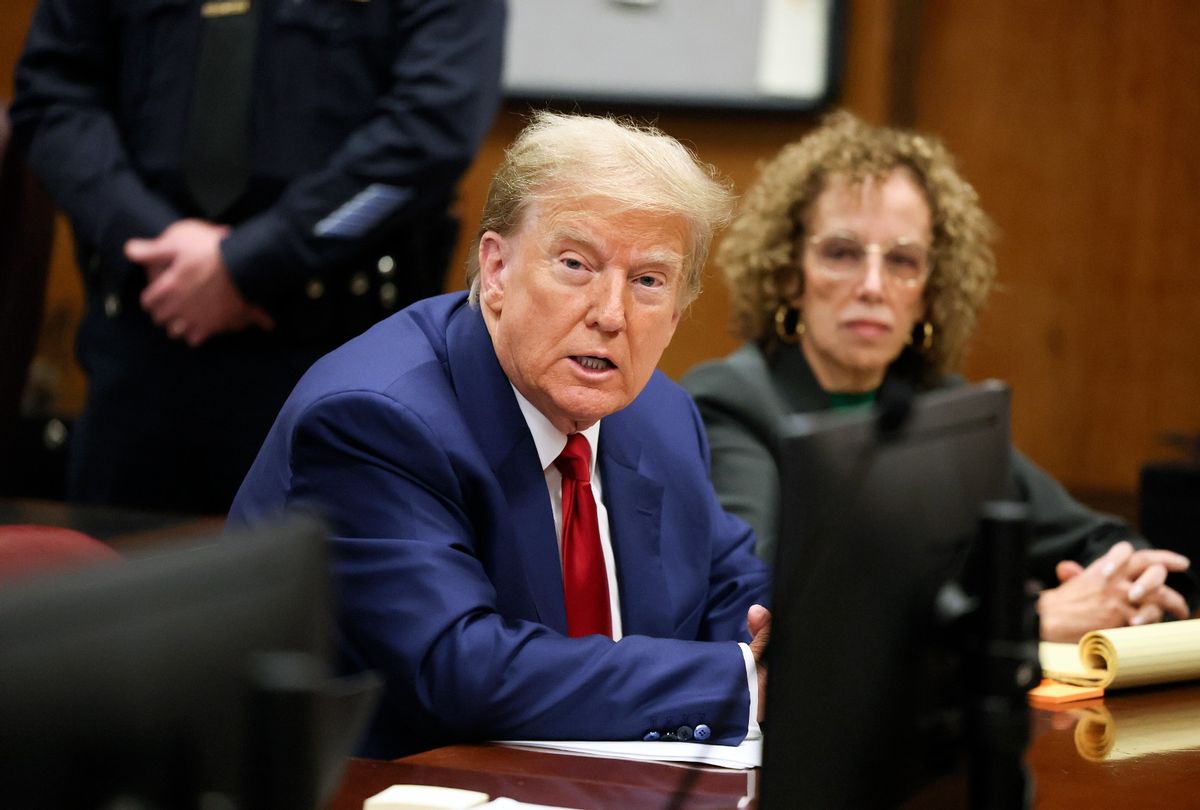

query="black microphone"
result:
[876,377,916,437]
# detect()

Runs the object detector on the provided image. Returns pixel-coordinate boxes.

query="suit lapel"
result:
[440,301,676,637]
[444,302,567,632]
[598,419,674,638]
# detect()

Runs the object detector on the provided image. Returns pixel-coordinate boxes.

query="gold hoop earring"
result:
[774,304,804,344]
[920,321,933,352]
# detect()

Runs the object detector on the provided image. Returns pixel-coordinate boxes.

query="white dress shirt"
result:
[511,387,761,739]
[513,389,624,640]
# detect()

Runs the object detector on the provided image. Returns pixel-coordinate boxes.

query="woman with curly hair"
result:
[682,111,1193,642]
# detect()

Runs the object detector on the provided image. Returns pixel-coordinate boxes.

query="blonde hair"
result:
[718,110,996,376]
[467,111,733,308]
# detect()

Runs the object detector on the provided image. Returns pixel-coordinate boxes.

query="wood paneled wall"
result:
[914,0,1200,491]
[5,0,1196,493]
[444,0,900,384]
[3,0,86,417]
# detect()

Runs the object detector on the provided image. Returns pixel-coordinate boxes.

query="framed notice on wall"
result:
[502,0,845,111]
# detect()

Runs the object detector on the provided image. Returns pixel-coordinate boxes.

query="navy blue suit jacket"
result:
[230,293,771,757]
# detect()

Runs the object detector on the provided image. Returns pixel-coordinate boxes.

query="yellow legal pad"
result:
[201,0,250,18]
[1038,618,1200,690]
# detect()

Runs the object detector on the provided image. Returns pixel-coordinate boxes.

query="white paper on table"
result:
[493,736,761,770]
[479,799,581,810]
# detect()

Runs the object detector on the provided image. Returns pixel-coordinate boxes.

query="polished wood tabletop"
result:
[327,684,1200,809]
[7,496,1196,807]
[327,743,756,809]
[1024,683,1200,809]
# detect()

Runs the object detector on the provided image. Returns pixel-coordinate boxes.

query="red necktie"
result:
[555,434,612,638]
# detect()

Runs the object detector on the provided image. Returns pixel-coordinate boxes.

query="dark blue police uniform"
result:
[10,0,505,513]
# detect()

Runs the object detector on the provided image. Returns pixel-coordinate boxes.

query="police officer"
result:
[11,0,506,513]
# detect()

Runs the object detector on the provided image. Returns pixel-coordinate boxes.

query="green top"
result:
[826,390,877,412]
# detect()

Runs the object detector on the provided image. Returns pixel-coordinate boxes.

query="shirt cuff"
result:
[738,642,762,740]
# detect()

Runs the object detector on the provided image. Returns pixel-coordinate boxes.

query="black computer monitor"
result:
[760,380,1013,808]
[0,512,377,809]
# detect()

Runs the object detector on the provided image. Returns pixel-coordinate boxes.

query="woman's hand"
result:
[1037,541,1191,642]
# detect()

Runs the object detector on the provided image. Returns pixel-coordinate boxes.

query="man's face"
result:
[479,199,687,434]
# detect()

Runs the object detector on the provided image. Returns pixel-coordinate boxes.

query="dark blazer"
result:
[681,343,1149,589]
[12,0,506,510]
[12,0,505,327]
[230,293,771,758]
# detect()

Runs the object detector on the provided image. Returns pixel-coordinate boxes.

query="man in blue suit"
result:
[230,112,772,757]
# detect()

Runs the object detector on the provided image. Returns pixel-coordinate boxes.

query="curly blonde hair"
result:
[718,110,996,378]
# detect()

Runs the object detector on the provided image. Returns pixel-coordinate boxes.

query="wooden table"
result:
[327,684,1200,809]
[1024,683,1200,809]
[327,744,755,809]
[9,496,1196,807]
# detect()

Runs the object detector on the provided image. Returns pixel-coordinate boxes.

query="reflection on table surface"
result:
[1027,682,1200,809]
[1069,689,1200,763]
[327,745,756,810]
[328,684,1200,810]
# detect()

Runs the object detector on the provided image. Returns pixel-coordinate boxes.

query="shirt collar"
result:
[511,385,601,475]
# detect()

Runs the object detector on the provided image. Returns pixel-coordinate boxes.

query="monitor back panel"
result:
[762,381,1011,808]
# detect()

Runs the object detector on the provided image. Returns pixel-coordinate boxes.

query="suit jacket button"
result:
[642,731,661,741]
[379,282,398,308]
[675,725,693,742]
[305,279,325,300]
[377,255,395,276]
[349,272,369,296]
[693,724,711,741]
[104,293,121,317]
[43,417,68,450]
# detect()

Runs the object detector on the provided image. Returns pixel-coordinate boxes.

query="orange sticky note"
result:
[1028,678,1104,705]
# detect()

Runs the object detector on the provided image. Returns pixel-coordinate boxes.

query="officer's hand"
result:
[129,219,274,346]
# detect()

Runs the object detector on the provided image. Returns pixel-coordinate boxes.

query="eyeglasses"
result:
[805,233,932,287]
